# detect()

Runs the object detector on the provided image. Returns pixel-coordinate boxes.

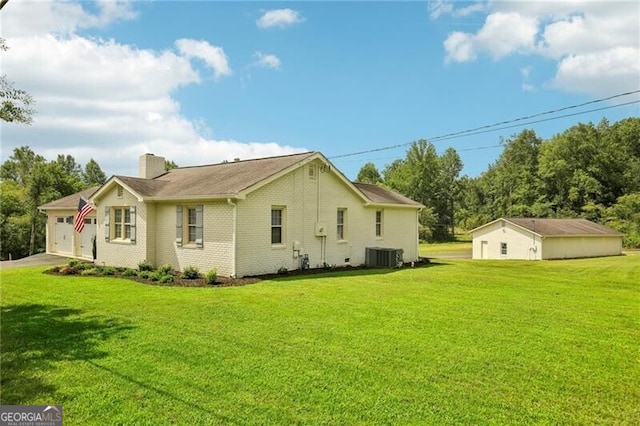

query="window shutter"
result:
[104,206,110,242]
[175,206,183,246]
[195,204,203,248]
[129,206,136,244]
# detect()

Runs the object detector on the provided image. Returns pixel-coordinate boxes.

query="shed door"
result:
[54,216,74,254]
[80,217,97,259]
[480,240,488,259]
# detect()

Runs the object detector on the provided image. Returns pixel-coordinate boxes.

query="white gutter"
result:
[227,198,237,278]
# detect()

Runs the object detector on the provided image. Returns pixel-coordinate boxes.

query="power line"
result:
[329,90,640,159]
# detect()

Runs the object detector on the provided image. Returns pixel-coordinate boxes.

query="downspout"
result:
[227,198,237,278]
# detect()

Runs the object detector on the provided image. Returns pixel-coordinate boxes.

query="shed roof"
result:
[471,217,624,237]
[39,186,100,210]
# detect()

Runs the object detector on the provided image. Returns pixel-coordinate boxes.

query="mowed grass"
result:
[420,241,472,256]
[1,256,639,425]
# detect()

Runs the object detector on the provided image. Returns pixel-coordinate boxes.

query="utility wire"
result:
[329,90,640,159]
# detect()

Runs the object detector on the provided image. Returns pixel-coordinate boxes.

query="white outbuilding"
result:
[470,218,624,260]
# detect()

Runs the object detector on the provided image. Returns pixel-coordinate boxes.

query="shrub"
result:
[121,268,137,277]
[138,271,151,279]
[181,265,200,279]
[67,259,83,268]
[158,274,174,284]
[277,266,288,275]
[102,266,116,276]
[138,260,154,272]
[67,259,90,270]
[205,269,217,285]
[157,264,173,274]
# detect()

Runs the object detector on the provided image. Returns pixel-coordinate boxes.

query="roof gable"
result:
[39,186,100,210]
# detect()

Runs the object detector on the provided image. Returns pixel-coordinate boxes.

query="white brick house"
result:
[62,152,424,277]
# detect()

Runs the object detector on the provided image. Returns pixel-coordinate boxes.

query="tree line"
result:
[357,117,640,248]
[0,147,108,260]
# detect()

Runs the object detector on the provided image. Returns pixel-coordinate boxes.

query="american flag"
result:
[74,196,95,233]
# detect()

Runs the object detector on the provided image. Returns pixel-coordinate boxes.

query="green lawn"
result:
[1,256,639,424]
[420,241,472,256]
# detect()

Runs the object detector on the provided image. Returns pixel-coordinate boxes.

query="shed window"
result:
[501,242,508,256]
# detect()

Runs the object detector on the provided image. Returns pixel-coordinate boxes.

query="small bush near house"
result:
[277,267,288,275]
[138,271,151,279]
[121,268,137,277]
[67,259,87,270]
[181,265,200,280]
[138,260,154,272]
[102,266,116,276]
[157,264,173,274]
[205,269,217,284]
[58,266,78,275]
[158,274,174,284]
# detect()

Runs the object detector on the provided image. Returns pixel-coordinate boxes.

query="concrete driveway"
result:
[1,253,71,270]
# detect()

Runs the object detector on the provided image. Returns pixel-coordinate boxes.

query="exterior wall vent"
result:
[365,247,403,268]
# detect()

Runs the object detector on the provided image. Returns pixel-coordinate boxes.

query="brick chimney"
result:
[139,153,166,179]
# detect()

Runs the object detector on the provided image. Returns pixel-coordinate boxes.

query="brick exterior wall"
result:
[235,160,419,277]
[95,186,148,268]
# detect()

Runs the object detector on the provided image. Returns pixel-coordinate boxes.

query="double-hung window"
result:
[271,208,284,245]
[176,205,203,248]
[501,242,508,256]
[104,206,136,243]
[375,210,383,237]
[113,207,131,239]
[337,208,346,240]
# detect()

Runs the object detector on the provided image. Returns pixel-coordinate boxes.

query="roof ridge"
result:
[167,151,316,171]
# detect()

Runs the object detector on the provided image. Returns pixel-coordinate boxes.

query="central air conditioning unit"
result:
[365,247,404,268]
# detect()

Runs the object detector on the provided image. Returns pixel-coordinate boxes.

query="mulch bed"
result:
[45,259,431,288]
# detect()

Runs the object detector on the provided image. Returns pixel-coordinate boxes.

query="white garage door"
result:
[54,216,74,255]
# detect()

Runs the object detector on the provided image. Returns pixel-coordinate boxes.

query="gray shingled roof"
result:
[116,152,317,198]
[39,186,100,210]
[505,218,623,237]
[107,152,421,207]
[353,182,424,207]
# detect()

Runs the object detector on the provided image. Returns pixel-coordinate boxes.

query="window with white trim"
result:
[337,208,346,240]
[375,210,383,237]
[271,207,284,245]
[501,242,508,256]
[104,206,136,243]
[176,205,203,248]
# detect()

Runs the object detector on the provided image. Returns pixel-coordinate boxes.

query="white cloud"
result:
[550,47,640,97]
[443,32,476,63]
[175,39,232,79]
[0,1,306,176]
[1,0,137,37]
[428,1,453,20]
[253,52,281,70]
[439,2,640,97]
[256,8,304,29]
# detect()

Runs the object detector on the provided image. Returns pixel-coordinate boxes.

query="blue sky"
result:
[2,1,639,180]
